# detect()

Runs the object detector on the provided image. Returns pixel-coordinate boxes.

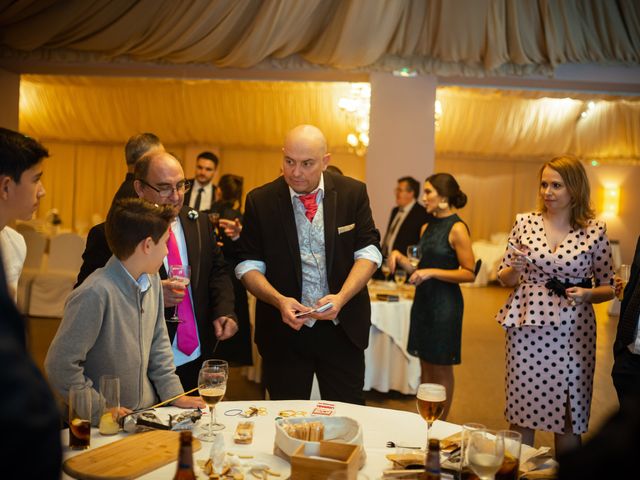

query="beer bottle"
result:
[423,438,441,480]
[174,431,196,480]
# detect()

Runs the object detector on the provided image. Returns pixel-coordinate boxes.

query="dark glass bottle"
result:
[173,431,196,480]
[423,438,441,480]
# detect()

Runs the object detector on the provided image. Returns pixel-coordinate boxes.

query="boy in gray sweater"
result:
[45,199,204,424]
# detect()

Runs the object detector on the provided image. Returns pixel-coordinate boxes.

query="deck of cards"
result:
[312,402,335,416]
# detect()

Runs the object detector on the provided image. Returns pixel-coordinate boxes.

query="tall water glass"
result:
[495,430,521,480]
[467,430,504,480]
[98,375,120,435]
[459,423,486,480]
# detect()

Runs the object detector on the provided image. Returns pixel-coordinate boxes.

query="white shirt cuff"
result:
[235,260,267,279]
[355,244,383,268]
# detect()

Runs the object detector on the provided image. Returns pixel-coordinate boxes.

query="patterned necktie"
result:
[166,229,198,355]
[382,209,403,256]
[618,278,640,347]
[298,192,318,222]
[193,187,204,211]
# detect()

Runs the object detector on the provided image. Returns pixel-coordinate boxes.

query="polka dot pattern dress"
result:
[495,213,614,434]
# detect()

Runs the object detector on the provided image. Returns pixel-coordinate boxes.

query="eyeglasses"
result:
[139,179,191,198]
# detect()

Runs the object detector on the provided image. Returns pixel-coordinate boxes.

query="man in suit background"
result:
[78,133,164,285]
[112,132,164,203]
[74,151,237,390]
[611,235,640,403]
[236,124,381,405]
[184,151,219,211]
[381,176,429,258]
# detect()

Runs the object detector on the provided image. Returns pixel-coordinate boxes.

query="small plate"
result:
[237,452,291,478]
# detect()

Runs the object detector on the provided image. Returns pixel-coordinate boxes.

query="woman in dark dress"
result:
[389,173,475,419]
[209,174,253,366]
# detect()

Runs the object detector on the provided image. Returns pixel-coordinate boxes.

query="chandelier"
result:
[338,83,371,157]
[434,99,443,131]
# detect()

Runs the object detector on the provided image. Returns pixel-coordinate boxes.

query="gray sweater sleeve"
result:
[44,287,104,423]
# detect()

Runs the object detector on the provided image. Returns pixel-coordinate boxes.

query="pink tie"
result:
[298,192,318,222]
[166,229,198,355]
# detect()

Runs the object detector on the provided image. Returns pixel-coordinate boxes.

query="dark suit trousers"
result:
[612,347,640,403]
[261,321,365,405]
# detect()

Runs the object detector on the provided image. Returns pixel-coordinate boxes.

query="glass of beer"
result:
[495,430,521,480]
[416,383,446,448]
[198,359,228,440]
[69,384,91,450]
[467,430,504,480]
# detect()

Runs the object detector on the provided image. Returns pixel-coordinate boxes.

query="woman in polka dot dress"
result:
[495,155,614,456]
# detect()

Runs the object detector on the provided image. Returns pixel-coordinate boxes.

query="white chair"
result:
[28,233,85,318]
[16,229,47,314]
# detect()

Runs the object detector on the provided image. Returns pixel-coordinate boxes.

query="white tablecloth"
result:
[243,291,421,396]
[365,298,421,395]
[61,400,457,479]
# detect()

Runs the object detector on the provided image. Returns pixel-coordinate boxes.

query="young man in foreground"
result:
[46,198,204,424]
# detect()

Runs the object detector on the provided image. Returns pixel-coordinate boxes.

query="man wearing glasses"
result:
[75,150,236,390]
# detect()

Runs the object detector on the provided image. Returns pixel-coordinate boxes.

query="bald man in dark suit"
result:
[236,125,381,405]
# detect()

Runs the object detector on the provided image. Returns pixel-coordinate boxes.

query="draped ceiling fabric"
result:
[1,0,639,76]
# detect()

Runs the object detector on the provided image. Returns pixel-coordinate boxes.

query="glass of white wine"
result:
[416,383,446,449]
[381,260,391,282]
[617,264,630,300]
[467,429,505,480]
[198,359,228,440]
[168,264,191,323]
[407,245,422,269]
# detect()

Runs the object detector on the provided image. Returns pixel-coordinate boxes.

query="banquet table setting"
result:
[61,399,553,479]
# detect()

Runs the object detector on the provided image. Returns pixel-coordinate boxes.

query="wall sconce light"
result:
[602,184,620,218]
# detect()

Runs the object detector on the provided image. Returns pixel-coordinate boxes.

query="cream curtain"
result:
[19,76,357,148]
[2,1,639,76]
[435,87,640,162]
[18,76,639,239]
[20,76,367,232]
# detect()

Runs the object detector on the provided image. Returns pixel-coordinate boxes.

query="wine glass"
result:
[416,383,446,449]
[198,359,228,440]
[467,430,505,480]
[381,260,391,282]
[407,245,422,269]
[394,269,407,286]
[208,212,220,238]
[617,264,630,300]
[167,264,191,323]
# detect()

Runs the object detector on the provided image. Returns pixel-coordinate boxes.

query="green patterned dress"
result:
[407,214,466,365]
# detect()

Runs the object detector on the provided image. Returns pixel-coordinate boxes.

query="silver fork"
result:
[386,441,421,449]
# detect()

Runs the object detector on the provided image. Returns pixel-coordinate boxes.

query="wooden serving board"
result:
[63,430,202,480]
